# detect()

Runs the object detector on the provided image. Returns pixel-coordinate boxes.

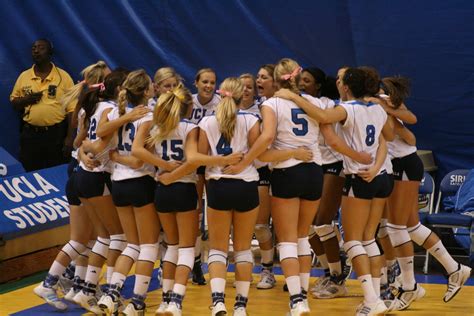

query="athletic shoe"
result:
[312,275,348,299]
[443,264,472,302]
[386,283,425,311]
[98,294,118,314]
[155,302,169,315]
[256,269,276,289]
[310,275,330,295]
[288,301,310,316]
[211,301,227,316]
[164,301,182,316]
[192,263,207,285]
[379,283,396,300]
[57,275,74,295]
[33,283,68,311]
[122,302,145,316]
[355,299,388,316]
[232,306,248,316]
[73,290,103,314]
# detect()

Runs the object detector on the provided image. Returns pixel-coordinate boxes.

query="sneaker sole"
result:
[443,267,472,303]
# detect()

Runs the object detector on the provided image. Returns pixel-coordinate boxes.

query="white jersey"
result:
[153,119,198,184]
[262,95,323,169]
[79,101,117,173]
[107,106,155,181]
[199,113,259,182]
[189,93,221,124]
[240,100,268,169]
[148,97,157,109]
[383,155,393,174]
[339,100,388,175]
[317,96,343,164]
[387,119,417,159]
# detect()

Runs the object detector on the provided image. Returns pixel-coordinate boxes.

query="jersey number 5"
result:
[291,108,308,136]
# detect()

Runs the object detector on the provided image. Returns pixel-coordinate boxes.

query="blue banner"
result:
[0,164,69,241]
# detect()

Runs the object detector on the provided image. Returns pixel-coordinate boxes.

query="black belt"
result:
[23,122,63,132]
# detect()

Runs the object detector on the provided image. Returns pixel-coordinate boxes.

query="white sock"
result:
[358,274,378,303]
[285,275,301,296]
[397,256,415,290]
[162,279,175,293]
[106,266,114,284]
[85,265,102,285]
[372,277,381,297]
[316,254,329,269]
[110,272,127,288]
[260,248,274,265]
[133,274,151,296]
[328,261,342,276]
[48,261,66,277]
[210,278,226,293]
[428,241,458,275]
[173,283,187,296]
[235,281,250,298]
[75,265,87,280]
[299,273,310,292]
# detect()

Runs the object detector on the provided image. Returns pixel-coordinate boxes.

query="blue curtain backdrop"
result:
[1,0,473,179]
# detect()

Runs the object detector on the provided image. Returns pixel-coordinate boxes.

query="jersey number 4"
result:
[291,108,308,136]
[216,135,233,155]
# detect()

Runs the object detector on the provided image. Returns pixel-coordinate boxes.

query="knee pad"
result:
[177,247,195,270]
[109,234,127,252]
[297,237,311,257]
[91,237,110,259]
[208,249,228,266]
[80,240,95,258]
[122,243,140,262]
[362,239,381,258]
[163,244,179,265]
[61,240,87,260]
[138,243,159,264]
[255,224,272,244]
[377,218,389,239]
[308,225,317,239]
[277,242,298,262]
[387,223,410,248]
[315,224,336,242]
[343,240,366,262]
[408,222,432,246]
[234,249,253,264]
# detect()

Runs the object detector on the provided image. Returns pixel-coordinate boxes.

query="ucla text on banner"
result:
[0,164,69,241]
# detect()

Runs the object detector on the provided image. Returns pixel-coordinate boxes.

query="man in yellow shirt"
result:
[10,39,74,171]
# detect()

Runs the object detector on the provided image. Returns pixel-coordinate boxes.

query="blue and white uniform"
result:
[153,119,199,212]
[199,112,259,211]
[189,93,221,124]
[262,95,324,200]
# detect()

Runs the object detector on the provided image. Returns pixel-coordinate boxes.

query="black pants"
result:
[20,121,67,171]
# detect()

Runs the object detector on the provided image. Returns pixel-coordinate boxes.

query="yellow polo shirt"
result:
[10,64,74,126]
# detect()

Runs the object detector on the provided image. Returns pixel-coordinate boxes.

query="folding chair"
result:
[425,169,473,272]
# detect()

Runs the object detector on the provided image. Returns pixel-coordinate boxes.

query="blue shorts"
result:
[154,182,198,213]
[112,175,156,207]
[75,168,112,198]
[271,163,323,201]
[206,178,259,212]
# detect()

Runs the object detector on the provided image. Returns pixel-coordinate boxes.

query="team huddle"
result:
[32,58,471,316]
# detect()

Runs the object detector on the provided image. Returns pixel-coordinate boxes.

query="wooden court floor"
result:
[1,269,473,316]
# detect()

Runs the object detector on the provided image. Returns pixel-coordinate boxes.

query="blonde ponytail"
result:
[216,77,243,143]
[118,69,152,116]
[274,58,302,94]
[149,84,193,144]
[117,89,128,116]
